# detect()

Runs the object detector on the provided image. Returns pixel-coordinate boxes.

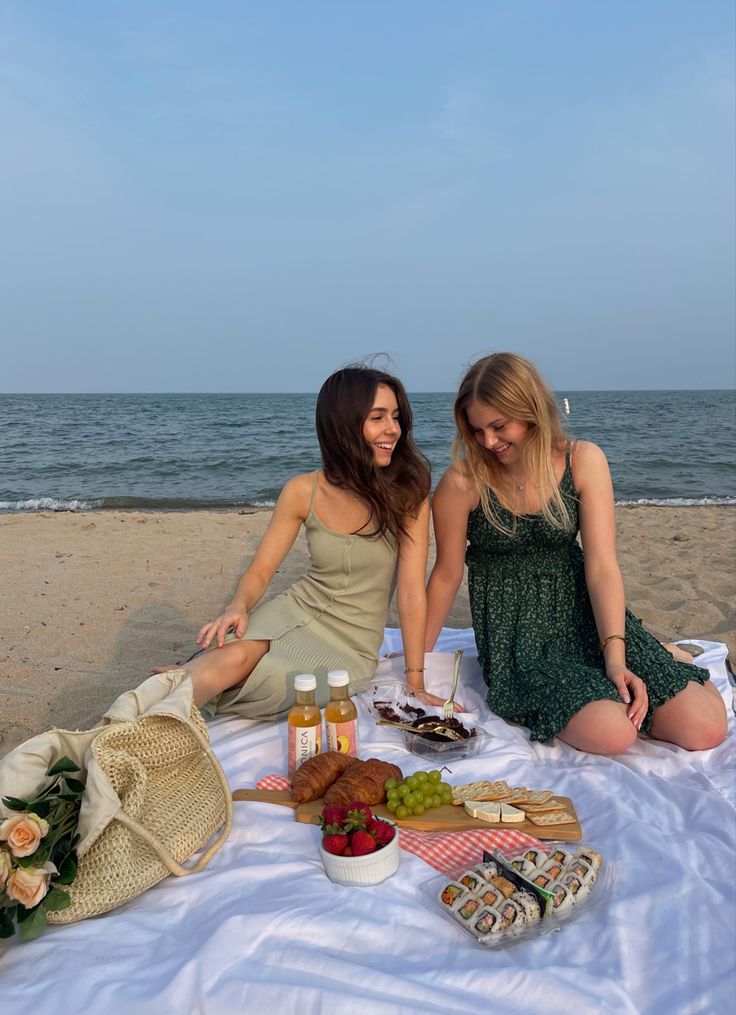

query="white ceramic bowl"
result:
[319,823,400,887]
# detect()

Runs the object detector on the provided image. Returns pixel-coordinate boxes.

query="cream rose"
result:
[0,813,50,858]
[5,861,57,909]
[0,848,12,889]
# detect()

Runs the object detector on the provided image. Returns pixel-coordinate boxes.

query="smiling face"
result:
[465,400,530,466]
[362,383,401,466]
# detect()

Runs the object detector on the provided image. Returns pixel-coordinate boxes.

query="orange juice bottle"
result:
[288,674,322,777]
[324,669,359,758]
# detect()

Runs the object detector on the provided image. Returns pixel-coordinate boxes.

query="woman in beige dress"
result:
[179,365,443,717]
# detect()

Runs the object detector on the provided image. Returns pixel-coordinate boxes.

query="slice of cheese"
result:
[499,803,526,824]
[464,800,501,823]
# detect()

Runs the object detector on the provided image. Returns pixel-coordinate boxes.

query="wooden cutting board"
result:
[232,788,582,842]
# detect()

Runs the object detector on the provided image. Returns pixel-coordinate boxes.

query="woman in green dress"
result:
[425,353,726,754]
[176,364,444,716]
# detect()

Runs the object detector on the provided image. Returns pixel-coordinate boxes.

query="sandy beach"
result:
[1,505,733,754]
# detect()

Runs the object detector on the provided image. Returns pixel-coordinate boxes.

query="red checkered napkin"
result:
[257,774,291,791]
[396,826,542,875]
[255,775,542,874]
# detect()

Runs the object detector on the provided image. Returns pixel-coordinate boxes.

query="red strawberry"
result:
[322,832,349,855]
[343,848,353,856]
[350,829,377,856]
[367,818,395,847]
[319,805,348,830]
[345,802,372,830]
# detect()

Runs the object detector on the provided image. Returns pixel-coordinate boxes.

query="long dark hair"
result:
[316,366,430,541]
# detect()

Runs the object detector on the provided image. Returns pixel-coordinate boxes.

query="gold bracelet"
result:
[404,667,425,674]
[600,634,627,651]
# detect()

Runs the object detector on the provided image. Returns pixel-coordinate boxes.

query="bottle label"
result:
[288,725,321,776]
[326,719,358,757]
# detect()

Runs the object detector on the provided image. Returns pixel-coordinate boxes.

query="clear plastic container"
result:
[419,842,613,949]
[363,679,490,759]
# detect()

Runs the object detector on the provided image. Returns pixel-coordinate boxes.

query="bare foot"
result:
[662,642,695,665]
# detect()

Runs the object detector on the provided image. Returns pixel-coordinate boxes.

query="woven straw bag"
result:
[0,670,232,923]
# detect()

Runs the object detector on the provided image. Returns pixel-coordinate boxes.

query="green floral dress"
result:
[466,450,708,742]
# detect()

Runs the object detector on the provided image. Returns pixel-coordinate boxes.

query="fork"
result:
[443,648,463,720]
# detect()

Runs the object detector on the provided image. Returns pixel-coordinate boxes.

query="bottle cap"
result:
[327,669,349,687]
[293,674,317,692]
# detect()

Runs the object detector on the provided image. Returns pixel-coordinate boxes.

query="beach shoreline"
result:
[2,505,733,755]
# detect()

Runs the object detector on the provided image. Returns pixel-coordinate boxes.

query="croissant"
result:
[323,758,403,806]
[290,751,357,804]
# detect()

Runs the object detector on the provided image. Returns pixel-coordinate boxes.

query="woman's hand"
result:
[606,665,649,729]
[196,606,249,650]
[412,688,459,710]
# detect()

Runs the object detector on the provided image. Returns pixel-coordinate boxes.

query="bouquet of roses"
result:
[0,757,83,941]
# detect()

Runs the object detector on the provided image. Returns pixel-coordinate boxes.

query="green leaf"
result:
[27,801,51,818]
[62,777,86,795]
[58,792,83,802]
[1,796,30,811]
[16,901,36,923]
[48,757,80,776]
[0,911,16,938]
[43,886,71,911]
[56,852,78,885]
[18,906,47,941]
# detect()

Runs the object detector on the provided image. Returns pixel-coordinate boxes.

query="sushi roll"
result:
[574,849,603,876]
[475,860,501,882]
[472,906,503,940]
[491,875,517,898]
[497,899,526,934]
[548,848,574,867]
[459,870,484,893]
[510,858,536,877]
[479,885,504,909]
[514,890,542,923]
[453,893,482,924]
[561,872,591,902]
[547,880,575,914]
[530,871,553,890]
[522,848,548,868]
[541,859,564,880]
[439,881,466,908]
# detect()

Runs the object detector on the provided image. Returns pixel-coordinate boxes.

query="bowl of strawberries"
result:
[318,801,400,887]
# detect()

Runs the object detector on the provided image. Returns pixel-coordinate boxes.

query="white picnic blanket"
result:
[1,632,734,1015]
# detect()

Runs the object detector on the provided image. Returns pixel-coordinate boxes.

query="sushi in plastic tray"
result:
[364,679,491,758]
[420,842,612,948]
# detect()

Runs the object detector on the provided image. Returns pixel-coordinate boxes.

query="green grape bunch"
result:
[383,770,454,818]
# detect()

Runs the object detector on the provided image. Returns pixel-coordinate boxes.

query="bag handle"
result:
[115,720,233,878]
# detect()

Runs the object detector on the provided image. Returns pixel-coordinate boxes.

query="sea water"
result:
[1,390,734,511]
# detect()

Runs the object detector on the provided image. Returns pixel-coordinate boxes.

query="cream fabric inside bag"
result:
[0,670,232,923]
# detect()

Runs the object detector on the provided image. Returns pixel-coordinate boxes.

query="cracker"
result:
[526,809,577,826]
[522,799,566,814]
[451,780,510,805]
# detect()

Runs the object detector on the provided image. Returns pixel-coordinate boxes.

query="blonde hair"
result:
[452,352,573,534]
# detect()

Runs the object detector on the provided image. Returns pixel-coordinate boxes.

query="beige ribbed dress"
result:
[204,472,398,721]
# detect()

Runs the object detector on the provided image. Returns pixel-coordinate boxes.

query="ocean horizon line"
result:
[2,387,734,397]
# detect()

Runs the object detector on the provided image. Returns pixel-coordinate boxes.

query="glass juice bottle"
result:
[324,669,359,757]
[288,674,322,777]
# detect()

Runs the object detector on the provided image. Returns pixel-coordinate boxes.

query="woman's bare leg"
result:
[648,679,727,750]
[182,639,270,708]
[557,699,638,755]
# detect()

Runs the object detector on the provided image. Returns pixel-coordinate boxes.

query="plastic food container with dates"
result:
[363,680,491,759]
[420,842,612,948]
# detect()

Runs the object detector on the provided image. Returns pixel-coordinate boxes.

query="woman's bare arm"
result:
[425,467,476,651]
[196,473,310,649]
[575,442,648,727]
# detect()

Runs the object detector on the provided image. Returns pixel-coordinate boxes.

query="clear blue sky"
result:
[1,1,734,392]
